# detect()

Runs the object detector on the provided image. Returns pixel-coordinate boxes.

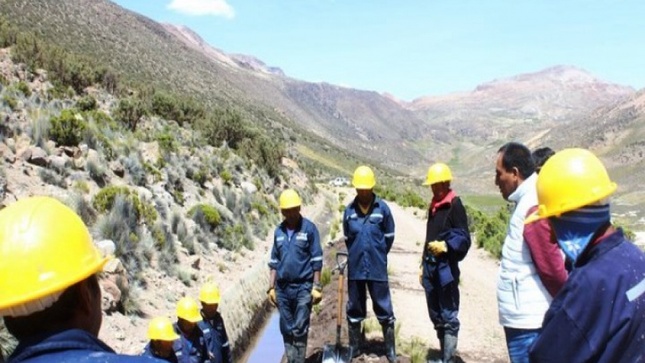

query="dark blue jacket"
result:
[269,217,323,283]
[198,313,232,363]
[529,230,645,363]
[172,324,208,363]
[343,195,395,281]
[142,341,180,363]
[8,329,165,363]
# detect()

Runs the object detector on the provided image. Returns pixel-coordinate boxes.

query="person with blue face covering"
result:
[526,148,645,362]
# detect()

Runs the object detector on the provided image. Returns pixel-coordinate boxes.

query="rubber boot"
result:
[293,337,307,363]
[442,333,458,363]
[382,322,397,363]
[348,322,362,358]
[284,337,297,363]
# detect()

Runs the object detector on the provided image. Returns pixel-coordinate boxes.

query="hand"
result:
[427,240,448,256]
[267,287,277,307]
[311,283,323,305]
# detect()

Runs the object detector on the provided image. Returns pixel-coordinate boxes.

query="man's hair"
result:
[498,142,535,179]
[532,147,556,173]
[4,275,100,340]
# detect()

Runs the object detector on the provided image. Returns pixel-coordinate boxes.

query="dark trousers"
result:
[346,279,395,324]
[276,282,313,340]
[424,279,460,336]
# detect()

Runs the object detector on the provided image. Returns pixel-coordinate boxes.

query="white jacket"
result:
[497,173,552,329]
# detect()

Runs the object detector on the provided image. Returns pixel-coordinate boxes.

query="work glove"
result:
[427,240,448,256]
[267,287,277,307]
[418,267,423,286]
[311,283,323,305]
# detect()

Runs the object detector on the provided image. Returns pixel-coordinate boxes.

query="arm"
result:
[310,223,323,280]
[444,198,471,256]
[383,205,395,253]
[268,232,279,286]
[524,207,568,297]
[220,317,233,363]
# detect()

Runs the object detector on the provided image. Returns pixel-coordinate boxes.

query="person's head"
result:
[0,196,108,340]
[495,142,535,200]
[532,147,556,174]
[352,165,376,205]
[423,162,452,199]
[147,316,179,358]
[527,148,617,263]
[279,189,302,228]
[199,282,220,318]
[176,297,201,335]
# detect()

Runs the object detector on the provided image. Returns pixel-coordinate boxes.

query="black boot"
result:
[293,337,307,363]
[284,337,297,363]
[348,322,362,358]
[382,322,397,363]
[442,333,458,363]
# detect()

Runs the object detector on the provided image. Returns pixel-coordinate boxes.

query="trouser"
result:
[504,327,541,363]
[277,282,313,363]
[346,279,395,324]
[424,279,460,337]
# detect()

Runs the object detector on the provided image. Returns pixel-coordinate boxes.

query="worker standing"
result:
[267,189,323,363]
[343,166,397,362]
[527,148,645,362]
[419,163,471,363]
[174,297,208,363]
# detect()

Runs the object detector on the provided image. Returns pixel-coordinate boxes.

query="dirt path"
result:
[306,190,508,362]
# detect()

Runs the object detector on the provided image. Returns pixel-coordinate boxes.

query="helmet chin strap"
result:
[550,204,610,265]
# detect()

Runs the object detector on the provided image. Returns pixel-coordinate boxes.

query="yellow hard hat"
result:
[176,297,202,323]
[352,165,376,189]
[526,148,617,224]
[279,189,302,209]
[0,196,108,317]
[147,316,180,341]
[423,163,453,186]
[199,282,221,304]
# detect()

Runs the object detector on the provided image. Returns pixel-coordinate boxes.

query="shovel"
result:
[322,251,353,363]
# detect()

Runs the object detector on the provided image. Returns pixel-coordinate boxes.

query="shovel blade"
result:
[321,344,352,363]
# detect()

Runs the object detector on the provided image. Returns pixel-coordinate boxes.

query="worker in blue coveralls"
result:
[0,196,166,363]
[267,189,323,363]
[343,165,397,363]
[173,297,208,363]
[419,163,471,363]
[198,282,232,363]
[142,317,181,362]
[526,148,645,362]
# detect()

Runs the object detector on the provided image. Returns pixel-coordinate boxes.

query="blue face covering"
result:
[549,205,610,265]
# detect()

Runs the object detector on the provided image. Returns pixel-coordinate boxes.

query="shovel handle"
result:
[335,251,348,346]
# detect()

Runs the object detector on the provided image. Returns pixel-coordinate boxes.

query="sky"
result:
[112,0,645,101]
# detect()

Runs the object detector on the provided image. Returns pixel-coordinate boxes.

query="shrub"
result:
[188,204,221,232]
[86,159,107,185]
[156,131,178,154]
[38,168,66,188]
[220,169,233,185]
[49,109,87,146]
[15,81,31,97]
[113,97,147,131]
[92,186,157,225]
[76,95,98,111]
[2,95,17,110]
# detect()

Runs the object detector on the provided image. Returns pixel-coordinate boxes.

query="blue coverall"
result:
[198,313,232,363]
[343,195,396,324]
[7,329,166,363]
[268,217,323,342]
[529,230,645,362]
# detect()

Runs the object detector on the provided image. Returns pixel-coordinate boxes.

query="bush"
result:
[76,95,98,111]
[92,186,157,225]
[49,109,87,146]
[466,204,508,259]
[113,97,147,131]
[15,81,31,97]
[188,204,221,232]
[2,95,17,110]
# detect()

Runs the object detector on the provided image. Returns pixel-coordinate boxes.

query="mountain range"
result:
[1,0,644,224]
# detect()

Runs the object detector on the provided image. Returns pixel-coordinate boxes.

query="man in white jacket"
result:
[494,142,568,363]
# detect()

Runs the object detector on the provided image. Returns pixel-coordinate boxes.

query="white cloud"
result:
[167,0,235,18]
